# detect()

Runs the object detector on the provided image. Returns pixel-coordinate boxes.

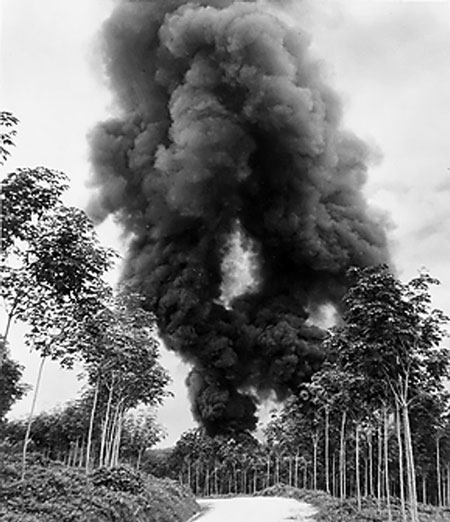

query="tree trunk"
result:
[355,422,361,511]
[196,460,200,495]
[187,460,192,491]
[368,430,374,497]
[214,462,219,495]
[313,435,319,490]
[112,405,124,467]
[383,407,392,522]
[447,464,450,506]
[205,466,210,497]
[66,444,72,467]
[436,436,442,507]
[105,400,120,467]
[288,456,292,486]
[99,377,115,467]
[109,401,123,467]
[364,457,368,497]
[332,453,336,497]
[72,438,80,468]
[325,407,330,494]
[1,296,19,368]
[447,465,450,506]
[377,423,382,504]
[21,356,46,481]
[137,448,144,471]
[85,378,99,474]
[402,402,419,522]
[294,452,299,488]
[395,405,407,522]
[78,436,85,468]
[422,475,427,504]
[339,410,347,500]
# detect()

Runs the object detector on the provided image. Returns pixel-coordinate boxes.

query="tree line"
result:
[0,113,169,478]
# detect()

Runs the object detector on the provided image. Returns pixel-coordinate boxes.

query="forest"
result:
[1,109,450,522]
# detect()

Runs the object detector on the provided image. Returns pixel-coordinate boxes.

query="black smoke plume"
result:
[89,0,389,435]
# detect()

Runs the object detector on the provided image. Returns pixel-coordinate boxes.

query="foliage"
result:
[0,350,28,422]
[82,290,171,408]
[3,396,95,457]
[1,289,171,473]
[262,265,450,509]
[0,111,18,166]
[1,166,116,368]
[2,395,166,472]
[76,290,171,470]
[0,452,199,522]
[1,167,69,252]
[148,427,273,496]
[340,265,449,399]
[91,466,145,493]
[121,407,166,468]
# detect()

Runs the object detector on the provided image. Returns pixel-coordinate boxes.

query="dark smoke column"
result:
[89,0,389,435]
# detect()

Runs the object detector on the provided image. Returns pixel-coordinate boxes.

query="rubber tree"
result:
[82,290,171,471]
[334,265,449,522]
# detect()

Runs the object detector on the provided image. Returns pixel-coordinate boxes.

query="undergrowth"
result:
[258,483,450,522]
[0,452,199,522]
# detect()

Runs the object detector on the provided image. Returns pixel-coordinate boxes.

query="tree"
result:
[258,265,450,516]
[1,130,117,479]
[265,386,327,491]
[1,168,116,368]
[81,289,171,470]
[121,407,166,470]
[333,265,449,521]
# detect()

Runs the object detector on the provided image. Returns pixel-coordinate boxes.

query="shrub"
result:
[0,453,199,522]
[257,484,450,522]
[91,466,145,494]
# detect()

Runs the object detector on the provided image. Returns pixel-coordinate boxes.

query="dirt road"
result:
[194,496,317,522]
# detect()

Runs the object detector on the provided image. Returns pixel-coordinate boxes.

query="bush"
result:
[257,483,450,522]
[91,466,145,494]
[0,453,199,522]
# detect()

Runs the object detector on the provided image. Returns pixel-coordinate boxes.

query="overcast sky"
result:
[2,0,450,446]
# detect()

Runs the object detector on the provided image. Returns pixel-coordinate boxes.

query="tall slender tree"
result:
[333,265,449,521]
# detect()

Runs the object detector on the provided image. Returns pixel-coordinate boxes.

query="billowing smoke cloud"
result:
[89,0,389,435]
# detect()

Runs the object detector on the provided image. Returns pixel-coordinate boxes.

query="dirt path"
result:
[193,496,317,522]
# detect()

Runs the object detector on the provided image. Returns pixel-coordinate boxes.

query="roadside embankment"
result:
[259,484,450,522]
[0,452,200,522]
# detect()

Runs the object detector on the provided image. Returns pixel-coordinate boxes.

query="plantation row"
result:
[151,401,450,507]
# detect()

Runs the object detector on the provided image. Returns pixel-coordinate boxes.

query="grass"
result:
[258,484,450,522]
[0,452,200,522]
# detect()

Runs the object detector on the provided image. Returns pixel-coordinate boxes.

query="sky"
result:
[1,0,450,446]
